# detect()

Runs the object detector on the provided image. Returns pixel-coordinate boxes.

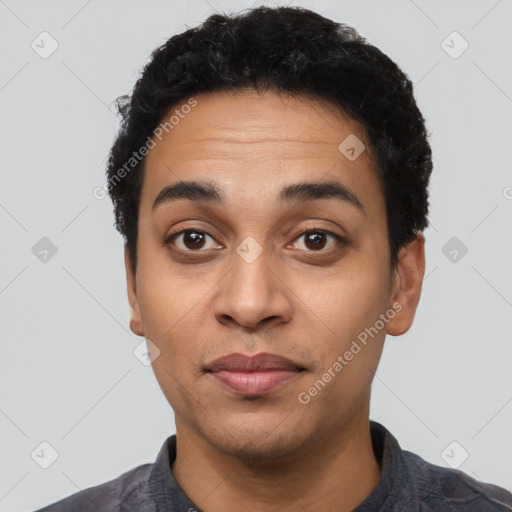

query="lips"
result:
[205,353,305,396]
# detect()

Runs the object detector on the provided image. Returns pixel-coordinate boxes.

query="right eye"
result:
[166,229,223,252]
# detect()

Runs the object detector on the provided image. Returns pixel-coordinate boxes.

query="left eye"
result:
[290,229,345,251]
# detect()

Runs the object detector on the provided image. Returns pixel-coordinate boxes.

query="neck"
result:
[172,407,381,512]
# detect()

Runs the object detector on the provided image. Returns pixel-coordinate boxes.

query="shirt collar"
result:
[148,420,411,511]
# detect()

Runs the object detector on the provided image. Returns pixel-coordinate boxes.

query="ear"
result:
[124,245,145,336]
[386,232,425,336]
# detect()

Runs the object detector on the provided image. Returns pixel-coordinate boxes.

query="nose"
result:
[212,241,293,330]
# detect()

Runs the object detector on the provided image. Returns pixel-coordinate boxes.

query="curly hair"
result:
[106,6,432,272]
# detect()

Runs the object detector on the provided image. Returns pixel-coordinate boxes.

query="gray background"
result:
[1,0,511,510]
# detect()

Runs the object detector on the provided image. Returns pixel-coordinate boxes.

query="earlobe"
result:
[386,233,426,336]
[124,245,145,337]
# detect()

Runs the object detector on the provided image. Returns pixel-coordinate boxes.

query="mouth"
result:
[204,352,306,396]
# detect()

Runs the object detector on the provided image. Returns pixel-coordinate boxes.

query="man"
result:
[37,5,512,511]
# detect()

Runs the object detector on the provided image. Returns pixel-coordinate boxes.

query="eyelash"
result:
[164,227,347,254]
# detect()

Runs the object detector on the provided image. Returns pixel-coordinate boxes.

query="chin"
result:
[201,415,311,462]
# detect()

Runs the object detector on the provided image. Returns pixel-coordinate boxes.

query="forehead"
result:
[140,89,383,219]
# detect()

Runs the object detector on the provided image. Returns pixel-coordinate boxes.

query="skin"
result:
[125,88,425,512]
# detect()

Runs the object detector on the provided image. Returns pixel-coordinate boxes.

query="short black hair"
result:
[106,6,432,272]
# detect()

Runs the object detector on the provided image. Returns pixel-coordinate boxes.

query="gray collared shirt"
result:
[35,421,512,511]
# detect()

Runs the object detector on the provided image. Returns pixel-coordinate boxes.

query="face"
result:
[125,89,424,460]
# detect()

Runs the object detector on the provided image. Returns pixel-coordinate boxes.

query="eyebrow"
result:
[151,179,365,214]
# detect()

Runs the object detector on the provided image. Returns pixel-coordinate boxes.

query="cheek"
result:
[136,246,195,332]
[298,264,389,339]
[135,275,195,374]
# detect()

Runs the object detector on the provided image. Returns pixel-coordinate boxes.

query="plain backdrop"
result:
[1,0,511,510]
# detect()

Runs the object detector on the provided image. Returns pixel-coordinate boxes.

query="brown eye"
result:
[182,231,206,249]
[291,229,345,252]
[304,231,327,250]
[167,230,221,251]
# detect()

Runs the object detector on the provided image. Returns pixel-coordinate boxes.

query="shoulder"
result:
[403,450,512,511]
[34,462,153,512]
